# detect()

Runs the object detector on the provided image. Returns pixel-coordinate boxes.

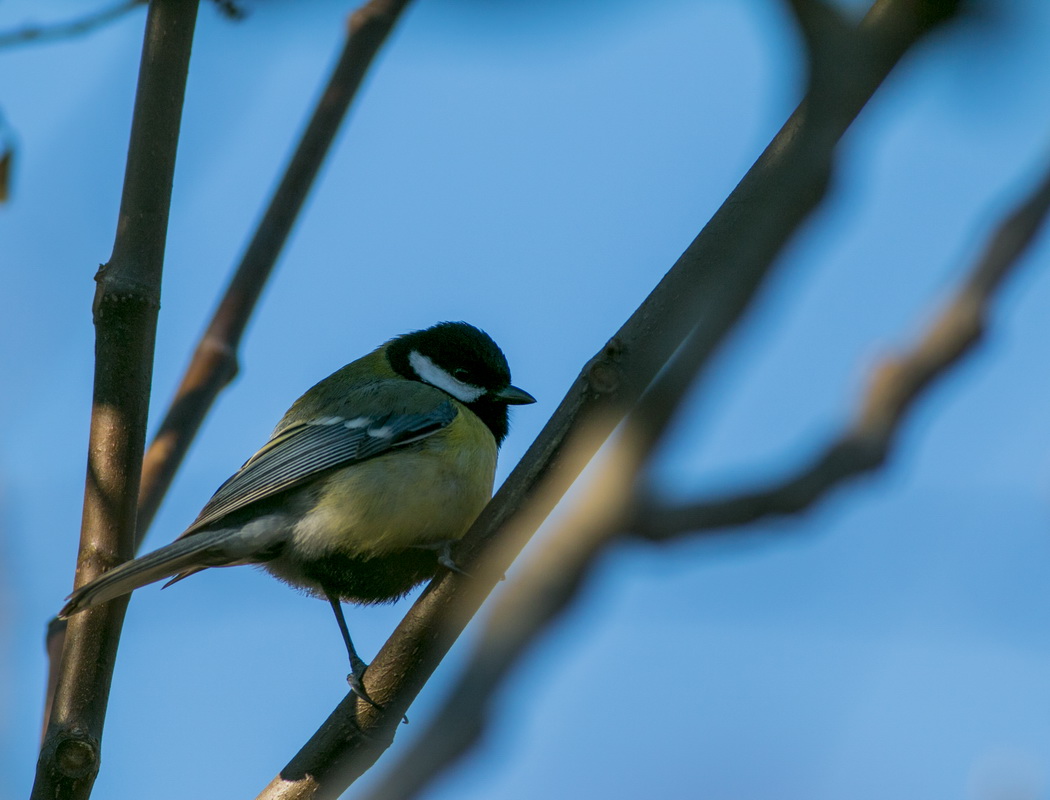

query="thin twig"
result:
[136,0,416,543]
[31,2,200,799]
[39,0,416,748]
[257,1,963,798]
[634,158,1050,541]
[0,0,145,49]
[0,109,16,203]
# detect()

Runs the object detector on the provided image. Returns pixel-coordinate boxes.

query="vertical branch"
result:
[32,2,199,799]
[40,0,414,739]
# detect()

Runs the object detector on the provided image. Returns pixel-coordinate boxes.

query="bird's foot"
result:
[346,669,383,710]
[437,542,472,578]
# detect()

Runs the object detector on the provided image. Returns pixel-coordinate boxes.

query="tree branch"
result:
[0,0,146,50]
[31,2,200,799]
[634,156,1050,540]
[356,16,1050,800]
[39,0,415,750]
[0,110,14,203]
[257,1,964,798]
[136,0,416,544]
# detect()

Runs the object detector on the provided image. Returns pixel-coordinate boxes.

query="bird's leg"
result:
[410,540,471,577]
[438,541,472,575]
[437,541,471,576]
[326,593,381,709]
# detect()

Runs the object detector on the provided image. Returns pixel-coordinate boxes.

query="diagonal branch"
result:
[634,157,1050,541]
[136,0,416,546]
[257,1,964,798]
[346,2,964,797]
[356,30,1050,800]
[31,2,200,799]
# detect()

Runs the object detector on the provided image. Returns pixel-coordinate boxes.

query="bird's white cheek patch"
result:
[408,351,485,403]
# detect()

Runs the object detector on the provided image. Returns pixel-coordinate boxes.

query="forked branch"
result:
[634,158,1050,541]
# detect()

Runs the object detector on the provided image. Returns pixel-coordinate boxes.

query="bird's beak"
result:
[496,385,536,405]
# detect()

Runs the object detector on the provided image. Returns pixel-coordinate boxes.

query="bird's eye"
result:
[452,368,470,382]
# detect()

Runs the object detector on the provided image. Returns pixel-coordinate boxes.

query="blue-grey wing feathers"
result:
[59,401,457,617]
[186,403,456,533]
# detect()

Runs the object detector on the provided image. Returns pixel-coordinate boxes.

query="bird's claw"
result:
[346,671,383,710]
[437,542,472,578]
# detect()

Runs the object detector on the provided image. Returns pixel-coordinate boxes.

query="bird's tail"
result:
[59,529,238,618]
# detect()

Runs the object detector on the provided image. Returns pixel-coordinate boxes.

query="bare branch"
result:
[259,2,965,798]
[39,0,415,750]
[0,143,11,202]
[0,0,146,50]
[136,0,416,542]
[356,29,1050,800]
[31,2,200,798]
[635,156,1050,540]
[0,110,16,203]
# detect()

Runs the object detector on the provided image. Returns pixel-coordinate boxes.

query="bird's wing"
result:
[183,400,457,534]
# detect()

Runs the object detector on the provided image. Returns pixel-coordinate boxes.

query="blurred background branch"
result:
[0,1,146,50]
[374,149,1050,800]
[635,160,1050,540]
[0,0,250,50]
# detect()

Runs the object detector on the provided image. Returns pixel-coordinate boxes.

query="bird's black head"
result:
[386,321,535,446]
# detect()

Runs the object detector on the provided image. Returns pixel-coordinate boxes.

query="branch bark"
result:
[32,2,199,799]
[389,147,1050,800]
[634,157,1050,540]
[40,0,415,753]
[257,1,964,798]
[348,2,991,797]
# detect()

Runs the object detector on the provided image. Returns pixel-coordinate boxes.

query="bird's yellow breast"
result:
[288,403,497,559]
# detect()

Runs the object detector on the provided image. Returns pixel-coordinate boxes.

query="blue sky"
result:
[3,0,1050,798]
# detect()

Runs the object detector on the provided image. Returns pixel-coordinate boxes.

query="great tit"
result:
[60,321,535,701]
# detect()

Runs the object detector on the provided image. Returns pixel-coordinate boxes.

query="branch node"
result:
[54,734,99,779]
[200,333,238,360]
[585,338,626,396]
[91,263,163,320]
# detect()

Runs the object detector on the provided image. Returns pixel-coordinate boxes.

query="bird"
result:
[60,321,535,703]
